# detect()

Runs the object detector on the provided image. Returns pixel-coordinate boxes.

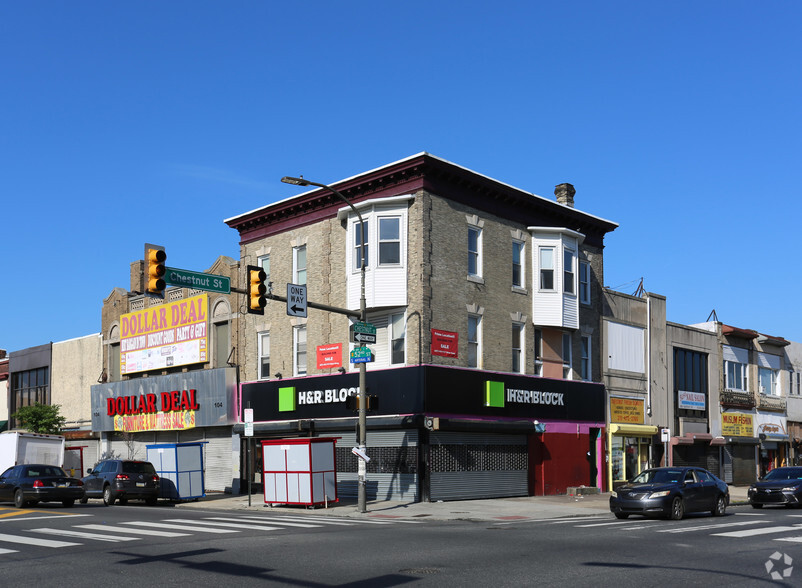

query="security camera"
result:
[352,447,370,463]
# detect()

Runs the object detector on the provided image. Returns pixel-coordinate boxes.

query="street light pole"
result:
[281,176,369,513]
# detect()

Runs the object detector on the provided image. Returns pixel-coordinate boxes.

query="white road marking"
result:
[713,526,801,538]
[75,524,190,538]
[121,521,238,533]
[31,528,140,542]
[0,533,80,548]
[163,519,284,531]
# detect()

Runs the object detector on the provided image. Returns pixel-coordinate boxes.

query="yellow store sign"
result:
[721,412,753,437]
[610,397,644,424]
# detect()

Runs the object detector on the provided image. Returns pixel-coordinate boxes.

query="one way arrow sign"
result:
[353,332,376,344]
[287,283,308,318]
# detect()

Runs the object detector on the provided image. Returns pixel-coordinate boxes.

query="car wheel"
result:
[614,512,629,519]
[751,503,764,509]
[102,485,115,506]
[669,496,685,520]
[62,499,74,508]
[14,489,26,509]
[118,496,128,506]
[712,495,726,517]
[79,496,88,504]
[146,496,157,506]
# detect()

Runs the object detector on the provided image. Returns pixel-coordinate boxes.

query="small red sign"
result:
[431,329,458,358]
[316,343,343,369]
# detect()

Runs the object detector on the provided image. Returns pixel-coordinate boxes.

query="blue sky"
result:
[2,2,800,352]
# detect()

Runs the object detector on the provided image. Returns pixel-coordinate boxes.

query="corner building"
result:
[227,153,618,500]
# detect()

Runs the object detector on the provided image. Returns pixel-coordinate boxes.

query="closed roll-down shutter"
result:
[429,432,528,501]
[335,430,419,502]
[732,445,756,485]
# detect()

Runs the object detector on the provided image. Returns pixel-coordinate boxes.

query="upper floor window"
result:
[675,348,708,413]
[564,249,575,295]
[293,246,307,285]
[562,333,572,379]
[258,332,270,380]
[512,323,524,373]
[539,247,555,290]
[534,329,543,376]
[354,220,368,270]
[579,260,591,304]
[581,335,591,381]
[512,240,524,288]
[725,360,747,391]
[379,217,401,265]
[390,312,405,364]
[294,326,307,376]
[759,366,778,396]
[259,254,271,285]
[468,226,482,277]
[468,314,481,368]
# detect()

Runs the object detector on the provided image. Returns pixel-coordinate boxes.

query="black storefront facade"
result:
[239,365,606,502]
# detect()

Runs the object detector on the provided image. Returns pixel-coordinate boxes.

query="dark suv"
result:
[80,460,160,506]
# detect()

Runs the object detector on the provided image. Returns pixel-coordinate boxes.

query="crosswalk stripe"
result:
[0,533,80,548]
[713,526,801,538]
[0,548,18,554]
[75,524,190,538]
[31,528,140,542]
[260,515,393,525]
[575,520,649,528]
[658,520,764,533]
[774,536,802,543]
[242,515,353,526]
[163,519,285,531]
[201,517,319,529]
[121,521,239,533]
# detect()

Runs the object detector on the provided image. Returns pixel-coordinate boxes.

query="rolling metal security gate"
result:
[335,430,419,502]
[429,432,528,501]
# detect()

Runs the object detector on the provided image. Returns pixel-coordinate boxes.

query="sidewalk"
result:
[174,485,751,522]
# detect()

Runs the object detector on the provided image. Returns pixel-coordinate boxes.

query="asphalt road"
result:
[0,501,799,586]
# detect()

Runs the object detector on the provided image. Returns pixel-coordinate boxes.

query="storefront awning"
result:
[609,424,658,436]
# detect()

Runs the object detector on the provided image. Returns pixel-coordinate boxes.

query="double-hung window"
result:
[562,333,573,379]
[512,323,524,373]
[759,367,778,396]
[293,246,307,285]
[564,249,576,295]
[379,217,400,265]
[354,220,368,270]
[539,247,555,290]
[258,332,270,380]
[468,226,482,278]
[468,315,481,368]
[390,312,405,364]
[512,240,524,288]
[534,329,543,376]
[294,326,307,376]
[579,261,591,304]
[581,335,591,381]
[259,254,271,286]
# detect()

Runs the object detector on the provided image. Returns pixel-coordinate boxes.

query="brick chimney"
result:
[555,183,575,208]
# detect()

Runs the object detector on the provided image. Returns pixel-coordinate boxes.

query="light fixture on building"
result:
[338,367,346,374]
[274,372,282,380]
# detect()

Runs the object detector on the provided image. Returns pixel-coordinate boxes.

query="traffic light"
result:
[247,264,267,314]
[144,244,166,297]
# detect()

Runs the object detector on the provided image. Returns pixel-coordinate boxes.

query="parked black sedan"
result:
[0,464,85,508]
[748,467,802,508]
[610,466,729,520]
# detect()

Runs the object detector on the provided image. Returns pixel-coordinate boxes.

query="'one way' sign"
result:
[287,283,307,318]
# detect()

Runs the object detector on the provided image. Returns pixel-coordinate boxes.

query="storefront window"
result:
[611,436,624,481]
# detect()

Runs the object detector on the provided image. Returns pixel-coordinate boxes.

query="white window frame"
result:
[293,326,307,377]
[564,248,576,295]
[581,335,591,381]
[562,333,573,379]
[512,322,524,374]
[258,331,270,380]
[468,225,482,278]
[390,312,405,365]
[534,329,543,376]
[293,246,307,285]
[725,360,747,391]
[539,247,555,291]
[354,220,368,271]
[259,254,271,286]
[579,260,591,304]
[468,314,481,368]
[512,239,525,289]
[759,366,778,396]
[378,217,401,266]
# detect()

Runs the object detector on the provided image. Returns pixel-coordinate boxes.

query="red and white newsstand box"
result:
[261,437,338,506]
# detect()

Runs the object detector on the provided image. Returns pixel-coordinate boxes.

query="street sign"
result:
[287,284,307,317]
[350,346,373,363]
[164,267,231,294]
[352,322,376,334]
[244,408,253,437]
[350,323,377,344]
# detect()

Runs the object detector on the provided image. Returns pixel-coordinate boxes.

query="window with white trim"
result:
[390,312,405,364]
[512,240,524,288]
[759,367,778,396]
[562,333,572,379]
[468,226,482,278]
[534,329,543,376]
[512,323,524,373]
[564,249,575,295]
[354,220,368,270]
[294,326,307,376]
[579,260,591,304]
[468,314,481,368]
[581,335,591,381]
[259,254,271,286]
[258,332,270,380]
[379,217,401,265]
[723,345,748,391]
[539,247,555,290]
[293,246,307,285]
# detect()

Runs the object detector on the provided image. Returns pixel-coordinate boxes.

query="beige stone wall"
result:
[52,334,102,428]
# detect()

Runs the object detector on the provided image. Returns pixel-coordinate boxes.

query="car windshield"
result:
[632,469,684,484]
[123,462,156,475]
[25,466,66,477]
[764,468,802,481]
